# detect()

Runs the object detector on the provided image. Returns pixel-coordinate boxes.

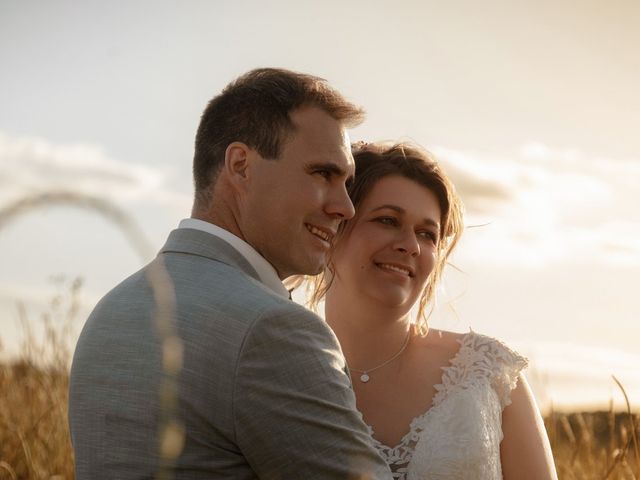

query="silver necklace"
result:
[348,329,412,383]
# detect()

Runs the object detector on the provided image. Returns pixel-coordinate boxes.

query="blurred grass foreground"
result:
[0,278,638,479]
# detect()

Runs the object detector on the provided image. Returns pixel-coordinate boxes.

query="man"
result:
[69,68,393,479]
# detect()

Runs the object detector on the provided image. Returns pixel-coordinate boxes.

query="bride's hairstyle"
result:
[308,141,464,332]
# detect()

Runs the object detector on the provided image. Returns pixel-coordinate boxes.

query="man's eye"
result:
[315,170,331,179]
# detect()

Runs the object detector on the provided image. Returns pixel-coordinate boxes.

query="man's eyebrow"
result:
[371,205,440,228]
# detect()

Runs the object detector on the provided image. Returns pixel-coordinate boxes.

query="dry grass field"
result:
[1,279,638,479]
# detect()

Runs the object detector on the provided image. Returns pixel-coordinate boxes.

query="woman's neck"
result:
[324,283,412,371]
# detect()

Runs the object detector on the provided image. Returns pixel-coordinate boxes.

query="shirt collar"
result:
[178,218,289,299]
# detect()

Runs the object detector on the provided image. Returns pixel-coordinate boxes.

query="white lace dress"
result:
[368,331,528,480]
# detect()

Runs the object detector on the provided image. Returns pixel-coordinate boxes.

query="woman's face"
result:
[331,174,442,312]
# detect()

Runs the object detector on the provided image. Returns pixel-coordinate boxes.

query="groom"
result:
[69,68,392,479]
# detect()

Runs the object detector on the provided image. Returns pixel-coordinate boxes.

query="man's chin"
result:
[278,255,325,279]
[297,255,326,277]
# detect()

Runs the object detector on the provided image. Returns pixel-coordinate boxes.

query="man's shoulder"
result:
[176,256,296,310]
[161,253,325,333]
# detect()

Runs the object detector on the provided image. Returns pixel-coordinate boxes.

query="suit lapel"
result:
[159,228,261,283]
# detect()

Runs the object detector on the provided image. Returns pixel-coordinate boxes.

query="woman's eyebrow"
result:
[370,204,404,214]
[370,205,440,228]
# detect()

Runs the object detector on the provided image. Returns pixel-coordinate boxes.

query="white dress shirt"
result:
[178,218,289,299]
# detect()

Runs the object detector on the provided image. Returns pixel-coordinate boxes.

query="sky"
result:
[1,0,639,411]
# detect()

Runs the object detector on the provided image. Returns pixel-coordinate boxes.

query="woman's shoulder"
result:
[410,328,463,367]
[413,327,464,350]
[412,327,528,369]
[418,327,523,356]
[416,328,528,402]
[462,330,529,407]
[462,330,528,365]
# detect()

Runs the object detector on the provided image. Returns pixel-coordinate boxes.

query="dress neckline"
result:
[367,329,475,451]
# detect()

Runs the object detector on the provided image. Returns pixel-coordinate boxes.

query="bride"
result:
[310,141,557,479]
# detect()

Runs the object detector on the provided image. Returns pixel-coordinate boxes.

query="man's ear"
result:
[223,142,253,192]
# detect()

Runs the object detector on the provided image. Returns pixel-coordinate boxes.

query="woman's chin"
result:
[363,288,414,311]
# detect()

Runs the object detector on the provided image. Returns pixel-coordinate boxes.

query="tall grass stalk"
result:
[0,191,185,479]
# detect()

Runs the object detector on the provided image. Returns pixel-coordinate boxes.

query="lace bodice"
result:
[367,331,528,480]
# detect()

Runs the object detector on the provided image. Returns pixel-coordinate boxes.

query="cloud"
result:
[0,131,191,210]
[434,143,640,268]
[520,142,582,164]
[432,146,516,213]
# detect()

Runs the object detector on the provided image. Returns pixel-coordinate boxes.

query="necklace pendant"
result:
[360,373,370,383]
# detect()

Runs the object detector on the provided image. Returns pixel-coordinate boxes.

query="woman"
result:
[311,142,557,479]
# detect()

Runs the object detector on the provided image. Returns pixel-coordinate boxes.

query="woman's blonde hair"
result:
[306,141,464,333]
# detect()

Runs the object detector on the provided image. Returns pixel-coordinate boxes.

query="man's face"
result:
[240,106,356,279]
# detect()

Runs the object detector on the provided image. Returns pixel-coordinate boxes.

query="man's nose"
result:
[326,183,355,219]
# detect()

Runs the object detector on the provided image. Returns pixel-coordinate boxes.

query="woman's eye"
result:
[418,231,438,243]
[375,216,397,226]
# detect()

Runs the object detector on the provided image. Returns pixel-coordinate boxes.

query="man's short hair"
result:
[193,68,364,205]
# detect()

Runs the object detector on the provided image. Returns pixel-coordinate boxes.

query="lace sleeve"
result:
[487,338,528,408]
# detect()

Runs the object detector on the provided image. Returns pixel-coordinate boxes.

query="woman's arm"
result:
[501,373,558,480]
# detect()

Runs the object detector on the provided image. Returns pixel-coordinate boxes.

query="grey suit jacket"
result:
[69,228,392,479]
